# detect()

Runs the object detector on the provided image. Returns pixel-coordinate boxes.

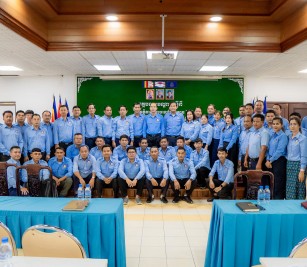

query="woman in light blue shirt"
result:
[286,117,307,199]
[180,110,200,149]
[198,114,213,150]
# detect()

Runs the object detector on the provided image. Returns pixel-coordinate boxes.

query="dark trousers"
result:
[268,156,287,199]
[196,167,210,187]
[73,174,93,193]
[211,138,220,167]
[8,187,18,196]
[222,141,238,171]
[118,177,145,197]
[146,134,161,147]
[50,145,55,158]
[95,177,119,197]
[133,136,142,148]
[146,178,170,197]
[166,135,179,147]
[28,152,47,161]
[170,178,197,197]
[0,153,10,162]
[205,178,234,199]
[85,137,96,150]
[59,142,73,153]
[103,137,112,146]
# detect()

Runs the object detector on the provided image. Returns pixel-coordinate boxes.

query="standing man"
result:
[71,105,84,139]
[129,102,145,147]
[272,103,289,130]
[143,103,164,147]
[0,111,23,162]
[41,110,54,158]
[238,115,253,172]
[253,100,264,116]
[13,110,28,140]
[82,103,99,150]
[98,105,113,146]
[66,133,83,161]
[158,137,176,163]
[164,102,184,146]
[234,105,246,133]
[24,110,34,126]
[136,138,150,161]
[194,106,203,122]
[169,148,196,204]
[207,104,216,126]
[90,136,105,160]
[113,135,130,161]
[53,105,74,152]
[174,136,192,159]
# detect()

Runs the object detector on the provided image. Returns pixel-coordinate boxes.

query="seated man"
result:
[169,147,196,204]
[206,148,234,202]
[136,138,150,161]
[66,133,83,161]
[159,136,176,163]
[190,138,211,188]
[145,146,169,203]
[113,134,130,161]
[6,146,28,196]
[118,146,145,205]
[73,145,96,195]
[95,144,119,198]
[90,136,105,160]
[48,147,73,197]
[174,136,192,159]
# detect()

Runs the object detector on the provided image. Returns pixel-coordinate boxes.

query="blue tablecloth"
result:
[0,197,126,267]
[205,200,307,267]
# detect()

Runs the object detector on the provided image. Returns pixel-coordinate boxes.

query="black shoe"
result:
[207,198,214,202]
[146,196,153,203]
[183,196,193,204]
[160,196,168,204]
[172,196,180,203]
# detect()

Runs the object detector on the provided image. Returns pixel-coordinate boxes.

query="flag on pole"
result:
[65,98,70,117]
[263,96,267,114]
[57,95,62,118]
[51,95,57,122]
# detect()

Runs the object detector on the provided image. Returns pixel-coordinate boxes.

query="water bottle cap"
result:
[259,186,263,189]
[1,237,8,243]
[86,184,90,188]
[265,185,269,189]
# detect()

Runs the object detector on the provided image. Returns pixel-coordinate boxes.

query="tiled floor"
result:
[124,199,212,267]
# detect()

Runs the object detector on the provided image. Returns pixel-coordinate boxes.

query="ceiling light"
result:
[298,69,307,73]
[210,16,222,22]
[199,66,228,71]
[0,66,23,71]
[147,51,178,60]
[94,65,121,71]
[106,15,118,21]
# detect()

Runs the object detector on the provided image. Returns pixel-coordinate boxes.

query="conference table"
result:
[0,197,126,267]
[205,200,307,267]
[260,257,307,267]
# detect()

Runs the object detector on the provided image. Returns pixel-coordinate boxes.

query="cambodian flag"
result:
[51,95,57,122]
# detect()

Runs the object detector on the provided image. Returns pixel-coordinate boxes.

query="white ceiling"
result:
[0,24,307,78]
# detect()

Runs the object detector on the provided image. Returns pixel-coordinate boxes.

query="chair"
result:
[22,224,86,258]
[0,162,17,196]
[232,170,274,200]
[16,164,57,197]
[0,221,18,256]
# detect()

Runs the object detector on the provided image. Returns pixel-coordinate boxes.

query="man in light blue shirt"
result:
[136,138,150,161]
[169,147,196,204]
[207,104,216,126]
[272,104,289,130]
[70,105,84,142]
[174,136,192,159]
[164,102,184,146]
[158,136,176,163]
[73,145,96,194]
[90,136,105,160]
[41,110,54,157]
[113,135,130,161]
[95,144,119,198]
[48,147,73,197]
[82,103,100,149]
[234,105,245,133]
[206,148,234,202]
[97,105,113,146]
[66,133,83,161]
[13,110,29,140]
[238,115,253,172]
[145,146,169,203]
[118,146,145,205]
[129,102,145,147]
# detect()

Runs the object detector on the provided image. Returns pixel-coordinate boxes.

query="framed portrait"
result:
[165,89,174,100]
[156,89,164,100]
[146,89,155,100]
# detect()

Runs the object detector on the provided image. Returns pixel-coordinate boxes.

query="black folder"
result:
[236,202,260,212]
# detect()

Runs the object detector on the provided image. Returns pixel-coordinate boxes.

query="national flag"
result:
[144,81,154,88]
[166,81,177,88]
[65,98,70,117]
[263,96,267,114]
[57,95,62,118]
[51,95,57,122]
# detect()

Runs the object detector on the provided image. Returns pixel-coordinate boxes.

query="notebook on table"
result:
[62,200,89,211]
[236,202,260,212]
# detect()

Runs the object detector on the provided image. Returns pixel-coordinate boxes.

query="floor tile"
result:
[139,258,167,267]
[140,246,166,258]
[166,246,193,259]
[167,258,196,267]
[126,257,139,267]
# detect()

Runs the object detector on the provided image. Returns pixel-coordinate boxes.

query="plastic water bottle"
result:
[77,184,84,199]
[84,184,91,201]
[257,186,264,204]
[264,185,271,203]
[0,237,12,266]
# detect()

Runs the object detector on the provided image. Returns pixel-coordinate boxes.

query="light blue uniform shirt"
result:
[208,114,215,126]
[6,158,23,189]
[66,144,80,161]
[0,124,23,156]
[113,145,129,161]
[158,146,176,163]
[40,122,54,147]
[267,130,288,162]
[98,115,113,138]
[209,159,234,184]
[118,157,145,180]
[13,123,29,139]
[24,126,50,156]
[174,145,192,159]
[70,116,83,136]
[218,124,238,151]
[238,128,253,160]
[164,112,184,136]
[302,116,307,130]
[190,149,210,170]
[199,123,213,146]
[112,116,134,141]
[53,117,74,144]
[145,157,168,180]
[143,113,164,137]
[22,159,49,181]
[287,133,307,169]
[213,119,225,139]
[169,158,196,181]
[180,121,200,141]
[263,122,275,137]
[234,116,244,133]
[73,154,96,178]
[89,146,103,160]
[248,127,269,159]
[95,157,118,180]
[136,147,150,161]
[281,117,289,130]
[48,156,73,178]
[82,114,99,138]
[129,114,145,137]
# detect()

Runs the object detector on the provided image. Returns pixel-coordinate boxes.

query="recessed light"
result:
[199,66,228,71]
[210,16,222,22]
[106,15,118,21]
[298,69,307,73]
[0,66,23,71]
[94,65,121,71]
[146,51,178,59]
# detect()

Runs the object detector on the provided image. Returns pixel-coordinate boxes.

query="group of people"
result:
[0,100,306,204]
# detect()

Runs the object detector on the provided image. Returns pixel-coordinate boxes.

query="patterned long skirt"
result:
[286,161,306,199]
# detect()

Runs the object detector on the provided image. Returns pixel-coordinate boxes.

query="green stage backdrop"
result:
[77,77,244,117]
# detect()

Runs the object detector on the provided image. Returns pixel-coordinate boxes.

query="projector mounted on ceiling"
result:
[151,52,175,60]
